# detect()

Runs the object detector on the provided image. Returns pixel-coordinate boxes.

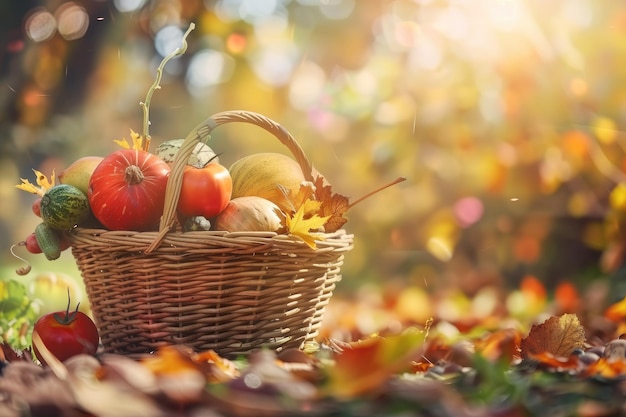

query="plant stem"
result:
[140,22,196,152]
[348,177,406,209]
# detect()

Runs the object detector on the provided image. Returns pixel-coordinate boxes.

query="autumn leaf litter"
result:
[4,304,626,417]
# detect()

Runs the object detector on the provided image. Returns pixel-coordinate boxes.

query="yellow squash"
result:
[229,152,305,212]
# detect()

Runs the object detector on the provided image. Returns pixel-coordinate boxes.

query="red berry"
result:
[32,198,42,217]
[25,233,42,254]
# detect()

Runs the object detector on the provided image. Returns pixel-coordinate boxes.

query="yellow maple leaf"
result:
[285,202,330,249]
[113,128,144,150]
[15,169,55,196]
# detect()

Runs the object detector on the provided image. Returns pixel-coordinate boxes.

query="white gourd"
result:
[155,138,219,168]
[214,196,283,232]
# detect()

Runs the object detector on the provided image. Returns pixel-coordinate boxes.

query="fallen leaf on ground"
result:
[520,313,586,359]
[323,328,428,399]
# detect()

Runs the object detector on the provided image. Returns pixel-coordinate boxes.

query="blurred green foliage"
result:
[0,279,39,349]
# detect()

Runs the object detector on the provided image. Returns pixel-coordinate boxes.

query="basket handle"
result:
[145,110,315,253]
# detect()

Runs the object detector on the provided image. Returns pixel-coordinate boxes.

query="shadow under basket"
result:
[70,228,353,358]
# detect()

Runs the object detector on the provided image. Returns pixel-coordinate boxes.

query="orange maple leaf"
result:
[475,328,522,363]
[323,329,427,399]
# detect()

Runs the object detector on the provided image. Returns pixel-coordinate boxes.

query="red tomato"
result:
[177,163,232,219]
[32,306,100,366]
[88,149,170,231]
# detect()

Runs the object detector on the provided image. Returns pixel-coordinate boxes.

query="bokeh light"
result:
[55,3,89,41]
[288,60,327,110]
[454,197,485,228]
[250,46,296,86]
[25,8,57,43]
[186,49,235,93]
[319,0,355,20]
[114,0,148,13]
[215,0,285,23]
[154,25,185,57]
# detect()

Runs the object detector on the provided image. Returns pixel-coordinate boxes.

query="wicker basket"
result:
[69,111,353,358]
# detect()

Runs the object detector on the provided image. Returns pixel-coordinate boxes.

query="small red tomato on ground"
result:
[32,301,99,366]
[177,163,232,219]
[32,198,42,217]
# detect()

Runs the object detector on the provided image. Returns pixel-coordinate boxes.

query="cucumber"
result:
[40,184,90,230]
[35,222,62,261]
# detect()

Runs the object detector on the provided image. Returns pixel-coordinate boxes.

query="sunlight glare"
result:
[433,6,469,41]
[409,34,442,70]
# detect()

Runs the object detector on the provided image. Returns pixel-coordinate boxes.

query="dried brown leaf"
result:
[520,313,586,359]
[314,175,349,233]
[277,181,316,214]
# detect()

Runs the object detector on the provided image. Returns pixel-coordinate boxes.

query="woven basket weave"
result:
[69,111,353,358]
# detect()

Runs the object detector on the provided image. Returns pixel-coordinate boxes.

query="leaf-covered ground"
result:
[3,277,626,417]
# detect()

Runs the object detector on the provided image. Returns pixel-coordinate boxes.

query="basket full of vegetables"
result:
[17,108,358,358]
[14,25,400,358]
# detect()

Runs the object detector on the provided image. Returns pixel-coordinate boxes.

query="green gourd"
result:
[40,184,90,230]
[34,222,62,261]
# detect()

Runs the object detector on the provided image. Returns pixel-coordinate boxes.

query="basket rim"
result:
[69,227,354,253]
